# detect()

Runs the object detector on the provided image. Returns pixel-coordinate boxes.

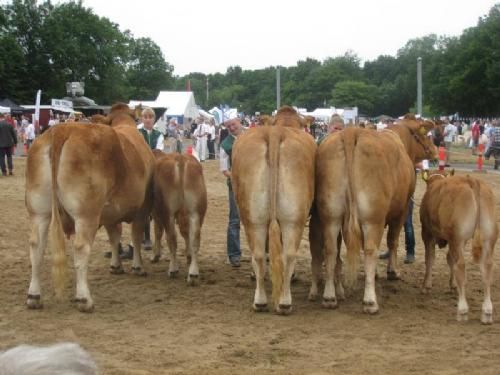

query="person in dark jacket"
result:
[0,113,18,176]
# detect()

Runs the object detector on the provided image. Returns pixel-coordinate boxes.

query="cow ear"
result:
[422,170,429,182]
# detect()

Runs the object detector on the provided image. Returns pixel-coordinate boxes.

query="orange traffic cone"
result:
[438,146,446,171]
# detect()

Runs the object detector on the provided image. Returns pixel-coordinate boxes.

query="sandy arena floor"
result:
[1,157,500,374]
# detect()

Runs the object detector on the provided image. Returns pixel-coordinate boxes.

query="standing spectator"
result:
[24,119,36,150]
[207,120,216,159]
[471,120,480,155]
[219,122,229,144]
[219,116,243,267]
[317,114,344,144]
[193,118,209,162]
[119,107,162,260]
[0,113,18,176]
[166,118,180,153]
[443,119,457,167]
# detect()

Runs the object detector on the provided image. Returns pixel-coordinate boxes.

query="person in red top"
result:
[471,120,480,155]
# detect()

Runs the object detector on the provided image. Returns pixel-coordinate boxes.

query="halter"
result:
[408,127,432,157]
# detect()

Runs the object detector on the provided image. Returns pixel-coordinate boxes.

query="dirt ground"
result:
[1,157,500,374]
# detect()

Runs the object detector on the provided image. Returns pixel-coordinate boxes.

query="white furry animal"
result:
[0,342,98,375]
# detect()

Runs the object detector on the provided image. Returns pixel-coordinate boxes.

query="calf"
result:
[151,151,207,285]
[420,172,498,323]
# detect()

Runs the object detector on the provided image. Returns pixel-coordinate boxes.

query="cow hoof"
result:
[75,298,94,313]
[481,312,493,325]
[131,267,147,277]
[387,271,400,281]
[456,312,468,322]
[26,294,43,309]
[168,270,179,279]
[322,298,338,309]
[187,274,199,286]
[308,292,318,302]
[363,301,379,314]
[110,265,125,274]
[150,255,160,263]
[276,304,293,316]
[253,303,269,312]
[336,287,346,301]
[421,286,432,295]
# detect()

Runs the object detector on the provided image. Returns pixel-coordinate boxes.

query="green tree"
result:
[331,80,378,115]
[126,37,174,100]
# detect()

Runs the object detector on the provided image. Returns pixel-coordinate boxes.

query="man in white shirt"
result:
[207,120,217,159]
[194,118,209,161]
[25,121,36,149]
[443,119,457,166]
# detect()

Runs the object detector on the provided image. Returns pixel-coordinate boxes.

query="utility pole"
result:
[276,66,281,110]
[417,57,422,116]
[206,76,209,107]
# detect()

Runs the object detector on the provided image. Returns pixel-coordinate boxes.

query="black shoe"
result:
[379,251,390,260]
[120,245,134,260]
[404,254,415,264]
[230,258,241,268]
[8,170,13,176]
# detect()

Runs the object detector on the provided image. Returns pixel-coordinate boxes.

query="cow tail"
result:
[471,178,482,263]
[268,128,283,307]
[342,130,362,289]
[49,129,68,299]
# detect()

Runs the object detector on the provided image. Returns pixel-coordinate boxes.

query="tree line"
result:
[1,1,499,118]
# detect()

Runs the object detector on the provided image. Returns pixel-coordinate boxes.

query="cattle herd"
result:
[24,104,498,325]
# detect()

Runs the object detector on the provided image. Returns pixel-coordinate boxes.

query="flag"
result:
[34,89,41,134]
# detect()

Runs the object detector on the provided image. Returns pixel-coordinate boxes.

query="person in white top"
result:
[443,119,457,166]
[24,121,36,149]
[194,118,209,161]
[207,120,217,159]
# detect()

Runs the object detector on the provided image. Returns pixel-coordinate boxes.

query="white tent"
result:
[0,106,10,114]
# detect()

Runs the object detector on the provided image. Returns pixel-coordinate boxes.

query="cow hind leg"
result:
[421,237,436,294]
[165,215,180,278]
[73,218,99,312]
[27,215,51,309]
[185,214,202,286]
[131,219,147,276]
[321,221,342,309]
[151,217,164,263]
[445,251,457,291]
[450,241,468,321]
[362,225,385,314]
[386,221,404,281]
[308,213,324,302]
[247,224,268,312]
[276,223,303,315]
[479,239,495,324]
[104,224,124,274]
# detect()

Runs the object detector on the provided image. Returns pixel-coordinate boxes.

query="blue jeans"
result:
[227,183,241,261]
[404,199,415,256]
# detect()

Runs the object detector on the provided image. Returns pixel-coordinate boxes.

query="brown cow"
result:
[420,172,498,324]
[25,103,155,312]
[151,151,207,285]
[311,115,437,313]
[232,106,316,314]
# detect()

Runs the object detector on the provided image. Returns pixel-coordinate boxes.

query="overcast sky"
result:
[58,0,497,75]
